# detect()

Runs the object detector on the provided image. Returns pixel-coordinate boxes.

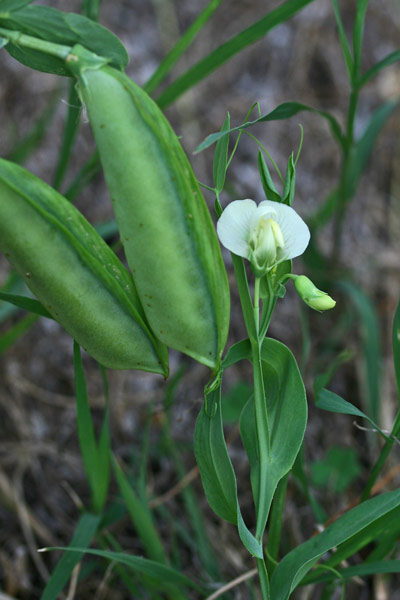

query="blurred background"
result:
[0,0,399,598]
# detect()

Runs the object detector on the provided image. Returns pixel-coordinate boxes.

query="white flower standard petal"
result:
[217,199,310,276]
[258,200,310,261]
[216,199,258,258]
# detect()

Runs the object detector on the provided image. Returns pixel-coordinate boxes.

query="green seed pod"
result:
[0,159,168,374]
[67,45,230,371]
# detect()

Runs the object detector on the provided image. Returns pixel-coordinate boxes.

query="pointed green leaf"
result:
[316,388,390,441]
[258,152,281,202]
[2,5,128,75]
[359,50,400,88]
[240,338,307,521]
[194,385,262,557]
[157,0,317,109]
[282,153,295,206]
[196,102,344,153]
[213,113,230,193]
[0,0,32,14]
[270,489,400,599]
[42,547,203,592]
[0,291,53,318]
[40,513,100,600]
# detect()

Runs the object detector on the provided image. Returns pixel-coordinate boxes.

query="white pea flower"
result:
[217,199,310,276]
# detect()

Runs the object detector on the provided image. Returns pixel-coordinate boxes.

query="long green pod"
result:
[67,46,230,371]
[0,159,168,374]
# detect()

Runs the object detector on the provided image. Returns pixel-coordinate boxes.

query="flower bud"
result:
[294,275,336,311]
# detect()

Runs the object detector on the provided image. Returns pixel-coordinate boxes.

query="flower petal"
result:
[217,199,257,258]
[258,200,310,260]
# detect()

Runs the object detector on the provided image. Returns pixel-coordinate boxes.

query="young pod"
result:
[67,46,230,371]
[0,159,168,375]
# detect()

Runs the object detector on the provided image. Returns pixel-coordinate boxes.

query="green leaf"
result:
[196,102,344,153]
[157,0,317,109]
[221,338,252,371]
[1,5,128,75]
[352,0,369,81]
[316,388,390,441]
[282,153,295,206]
[392,298,400,400]
[338,281,381,423]
[40,513,100,600]
[52,81,82,190]
[194,384,263,557]
[221,381,252,423]
[359,49,400,88]
[258,152,281,202]
[302,560,400,586]
[112,456,167,565]
[0,291,53,318]
[144,0,222,95]
[310,446,360,493]
[41,547,203,593]
[194,387,237,524]
[314,505,400,572]
[240,339,307,518]
[331,0,353,80]
[0,0,32,14]
[270,488,400,599]
[73,342,110,513]
[213,113,230,193]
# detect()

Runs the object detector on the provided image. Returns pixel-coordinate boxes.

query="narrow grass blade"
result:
[41,547,204,593]
[73,341,109,513]
[157,0,316,109]
[359,50,400,88]
[392,298,400,401]
[302,560,400,586]
[331,0,353,79]
[0,291,53,318]
[270,489,400,599]
[64,150,100,202]
[53,81,82,190]
[40,512,100,600]
[196,102,344,153]
[144,0,222,95]
[213,112,230,194]
[352,0,369,81]
[338,281,381,423]
[112,456,167,565]
[0,312,38,355]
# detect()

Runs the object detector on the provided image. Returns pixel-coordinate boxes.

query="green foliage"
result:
[240,338,307,523]
[270,489,400,599]
[157,0,317,108]
[74,342,110,513]
[0,4,128,75]
[40,513,101,600]
[310,446,360,493]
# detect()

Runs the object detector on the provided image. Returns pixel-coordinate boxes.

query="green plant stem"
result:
[361,411,400,501]
[333,88,359,261]
[257,558,271,600]
[0,27,72,59]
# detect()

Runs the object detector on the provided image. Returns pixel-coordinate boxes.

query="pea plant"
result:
[0,0,399,599]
